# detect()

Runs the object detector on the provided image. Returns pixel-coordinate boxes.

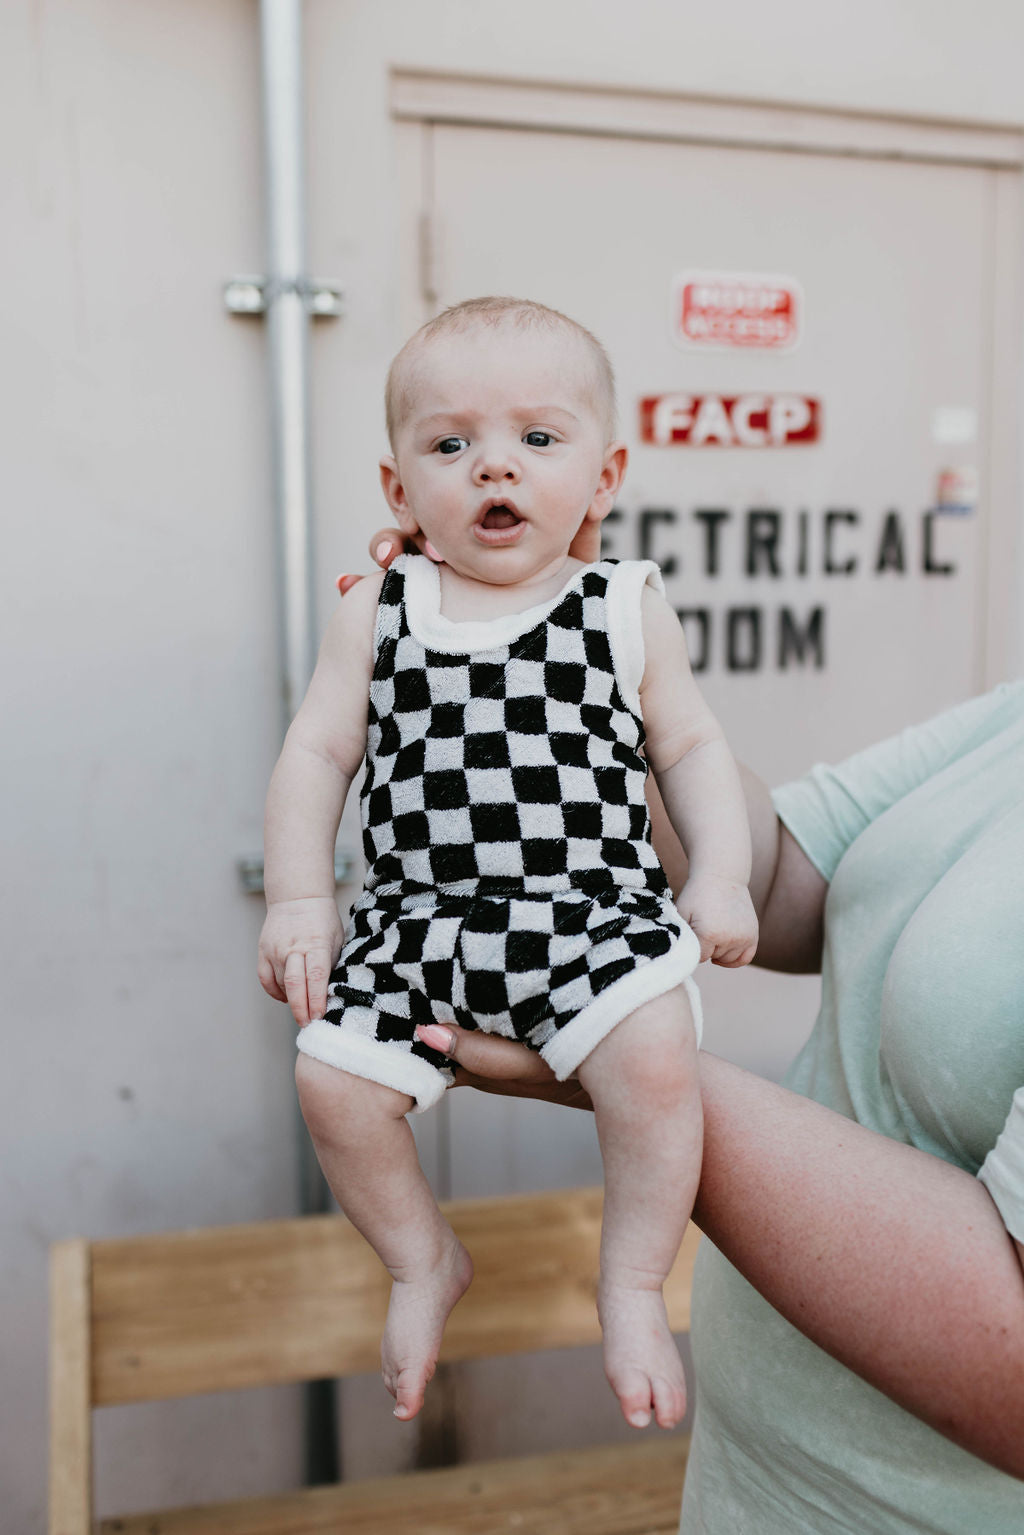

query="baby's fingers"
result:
[683,921,716,964]
[283,950,314,1026]
[257,953,287,1003]
[711,937,758,968]
[304,946,333,1022]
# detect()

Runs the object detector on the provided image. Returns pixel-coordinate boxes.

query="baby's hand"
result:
[257,897,344,1026]
[676,873,758,967]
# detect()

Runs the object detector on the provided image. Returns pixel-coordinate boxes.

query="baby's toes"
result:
[651,1373,687,1429]
[608,1365,654,1429]
[386,1363,429,1421]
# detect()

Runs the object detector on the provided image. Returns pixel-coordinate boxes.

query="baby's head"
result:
[380,297,627,583]
[385,297,617,450]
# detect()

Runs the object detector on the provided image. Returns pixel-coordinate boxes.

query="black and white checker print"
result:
[303,556,699,1105]
[325,884,688,1087]
[360,558,669,901]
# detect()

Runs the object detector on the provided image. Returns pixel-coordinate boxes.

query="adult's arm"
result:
[417,1018,1024,1479]
[695,1051,1024,1478]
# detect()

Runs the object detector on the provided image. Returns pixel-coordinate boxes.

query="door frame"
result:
[391,68,1024,687]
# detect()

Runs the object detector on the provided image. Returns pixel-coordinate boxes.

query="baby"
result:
[258,297,757,1431]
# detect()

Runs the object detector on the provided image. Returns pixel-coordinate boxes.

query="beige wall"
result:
[4,1,1024,1526]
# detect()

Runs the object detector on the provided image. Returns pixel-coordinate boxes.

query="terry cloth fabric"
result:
[297,557,701,1109]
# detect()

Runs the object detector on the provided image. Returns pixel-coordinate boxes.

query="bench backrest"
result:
[49,1188,699,1533]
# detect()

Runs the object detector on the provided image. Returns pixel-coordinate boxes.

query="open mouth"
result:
[481,505,521,530]
[474,502,526,545]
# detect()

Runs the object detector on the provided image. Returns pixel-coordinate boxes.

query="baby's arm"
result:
[258,574,383,1023]
[639,588,757,966]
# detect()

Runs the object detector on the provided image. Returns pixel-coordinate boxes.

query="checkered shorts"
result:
[296,556,702,1110]
[297,885,701,1109]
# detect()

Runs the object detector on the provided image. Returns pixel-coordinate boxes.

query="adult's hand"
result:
[336,528,439,595]
[336,517,605,595]
[414,1022,593,1110]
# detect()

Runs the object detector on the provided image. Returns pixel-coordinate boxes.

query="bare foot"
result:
[598,1280,687,1429]
[382,1238,474,1421]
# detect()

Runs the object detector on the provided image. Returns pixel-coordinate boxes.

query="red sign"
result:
[673,271,802,351]
[640,394,820,447]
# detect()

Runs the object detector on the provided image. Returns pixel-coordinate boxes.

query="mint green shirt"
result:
[682,683,1024,1534]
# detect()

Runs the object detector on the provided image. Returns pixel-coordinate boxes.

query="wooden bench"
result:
[50,1187,698,1534]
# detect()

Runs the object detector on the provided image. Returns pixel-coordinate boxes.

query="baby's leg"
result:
[295,1055,472,1421]
[575,986,701,1431]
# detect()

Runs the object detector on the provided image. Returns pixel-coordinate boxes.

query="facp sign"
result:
[672,271,802,352]
[640,394,820,447]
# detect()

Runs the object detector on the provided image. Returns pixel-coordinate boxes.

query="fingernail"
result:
[628,1410,651,1428]
[376,541,391,564]
[415,1023,455,1054]
[424,540,442,562]
[336,574,352,592]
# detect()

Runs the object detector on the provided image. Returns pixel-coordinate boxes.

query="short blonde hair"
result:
[385,296,617,447]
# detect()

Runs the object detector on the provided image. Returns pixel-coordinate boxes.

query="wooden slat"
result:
[98,1434,690,1535]
[49,1240,93,1535]
[90,1190,699,1406]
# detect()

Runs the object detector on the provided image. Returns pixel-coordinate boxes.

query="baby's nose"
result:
[473,447,520,483]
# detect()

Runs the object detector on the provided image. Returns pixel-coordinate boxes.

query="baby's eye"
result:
[435,436,468,455]
[524,430,555,448]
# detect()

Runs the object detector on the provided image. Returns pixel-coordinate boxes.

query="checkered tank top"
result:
[360,555,670,901]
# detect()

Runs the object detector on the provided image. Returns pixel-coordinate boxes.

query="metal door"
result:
[413,121,1006,1088]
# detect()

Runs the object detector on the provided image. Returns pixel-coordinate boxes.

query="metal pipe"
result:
[257,0,338,1484]
[260,0,317,734]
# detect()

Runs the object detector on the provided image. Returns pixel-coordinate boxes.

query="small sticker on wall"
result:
[933,466,978,515]
[672,271,803,352]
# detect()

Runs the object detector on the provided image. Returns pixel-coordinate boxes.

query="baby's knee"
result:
[582,990,698,1104]
[294,1053,410,1143]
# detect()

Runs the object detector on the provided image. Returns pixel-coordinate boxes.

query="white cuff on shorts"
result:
[540,926,703,1081]
[296,1021,449,1113]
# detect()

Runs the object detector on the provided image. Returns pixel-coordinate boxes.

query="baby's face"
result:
[381,326,624,586]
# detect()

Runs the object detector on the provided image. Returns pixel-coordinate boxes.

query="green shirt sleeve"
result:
[771,683,1023,882]
[979,1090,1024,1243]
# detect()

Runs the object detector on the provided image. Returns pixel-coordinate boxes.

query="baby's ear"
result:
[379,456,420,535]
[584,441,628,523]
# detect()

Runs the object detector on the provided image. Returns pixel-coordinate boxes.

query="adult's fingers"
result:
[336,530,407,594]
[337,529,444,593]
[415,1022,551,1080]
[567,520,603,563]
[365,528,444,567]
[414,1023,592,1108]
[366,528,407,567]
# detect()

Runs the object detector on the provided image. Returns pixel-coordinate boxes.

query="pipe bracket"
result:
[224,275,344,318]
